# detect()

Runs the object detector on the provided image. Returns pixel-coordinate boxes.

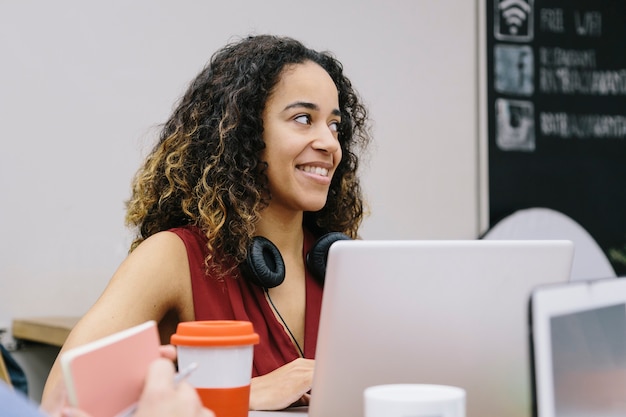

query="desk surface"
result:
[12,316,80,347]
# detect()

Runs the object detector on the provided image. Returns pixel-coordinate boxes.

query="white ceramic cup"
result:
[364,384,466,417]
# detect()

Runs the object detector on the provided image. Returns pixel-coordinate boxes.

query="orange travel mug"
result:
[171,321,260,417]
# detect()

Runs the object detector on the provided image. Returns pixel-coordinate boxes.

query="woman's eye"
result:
[329,121,340,132]
[294,114,311,125]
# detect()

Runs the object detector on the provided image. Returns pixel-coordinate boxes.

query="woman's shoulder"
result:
[134,229,188,253]
[167,225,207,243]
[120,230,193,282]
[134,226,204,253]
[162,226,208,261]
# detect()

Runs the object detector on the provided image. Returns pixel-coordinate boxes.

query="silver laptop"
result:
[306,239,574,417]
[529,277,626,417]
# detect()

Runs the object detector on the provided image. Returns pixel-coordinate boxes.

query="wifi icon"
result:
[495,0,534,42]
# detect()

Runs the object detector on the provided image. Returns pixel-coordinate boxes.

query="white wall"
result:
[0,0,480,400]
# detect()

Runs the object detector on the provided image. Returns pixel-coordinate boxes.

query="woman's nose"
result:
[312,125,340,153]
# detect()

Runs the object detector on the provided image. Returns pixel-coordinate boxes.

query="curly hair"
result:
[125,34,371,275]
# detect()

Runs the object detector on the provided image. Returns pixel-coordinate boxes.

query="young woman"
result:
[42,34,371,411]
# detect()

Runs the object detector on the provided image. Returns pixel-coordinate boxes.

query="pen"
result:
[174,361,199,385]
[115,362,199,417]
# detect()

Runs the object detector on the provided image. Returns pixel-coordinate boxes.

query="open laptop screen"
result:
[531,278,626,417]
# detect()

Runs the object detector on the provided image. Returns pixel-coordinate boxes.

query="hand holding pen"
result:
[133,344,213,416]
[115,361,203,417]
[47,345,212,417]
[57,359,212,417]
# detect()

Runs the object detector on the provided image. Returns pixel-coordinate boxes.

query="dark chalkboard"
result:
[486,0,626,274]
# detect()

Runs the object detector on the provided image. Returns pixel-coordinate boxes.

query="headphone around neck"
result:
[240,232,351,288]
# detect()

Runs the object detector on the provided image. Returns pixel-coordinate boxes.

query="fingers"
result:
[142,358,177,395]
[133,359,211,417]
[249,358,315,410]
[200,406,216,417]
[174,381,215,416]
[158,344,177,361]
[290,392,311,407]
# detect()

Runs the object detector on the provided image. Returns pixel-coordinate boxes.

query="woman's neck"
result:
[254,209,304,257]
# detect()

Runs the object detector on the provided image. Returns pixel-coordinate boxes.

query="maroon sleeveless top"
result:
[169,226,323,377]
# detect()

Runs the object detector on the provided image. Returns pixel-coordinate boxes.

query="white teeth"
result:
[299,165,329,177]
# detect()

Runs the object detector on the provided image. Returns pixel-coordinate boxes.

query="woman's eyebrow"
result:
[283,101,341,116]
[283,101,318,112]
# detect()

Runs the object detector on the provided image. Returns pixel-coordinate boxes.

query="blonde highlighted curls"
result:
[125,35,371,277]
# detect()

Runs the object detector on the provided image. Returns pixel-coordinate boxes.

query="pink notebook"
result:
[60,320,160,417]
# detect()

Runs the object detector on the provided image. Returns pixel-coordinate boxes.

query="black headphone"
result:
[240,232,351,288]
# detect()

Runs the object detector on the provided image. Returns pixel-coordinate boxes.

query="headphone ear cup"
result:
[306,232,352,283]
[241,236,286,288]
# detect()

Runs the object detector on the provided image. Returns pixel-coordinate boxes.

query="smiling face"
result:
[261,61,342,215]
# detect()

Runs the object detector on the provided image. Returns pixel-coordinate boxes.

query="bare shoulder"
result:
[123,231,196,332]
[78,230,194,329]
[132,231,187,264]
[113,231,192,310]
